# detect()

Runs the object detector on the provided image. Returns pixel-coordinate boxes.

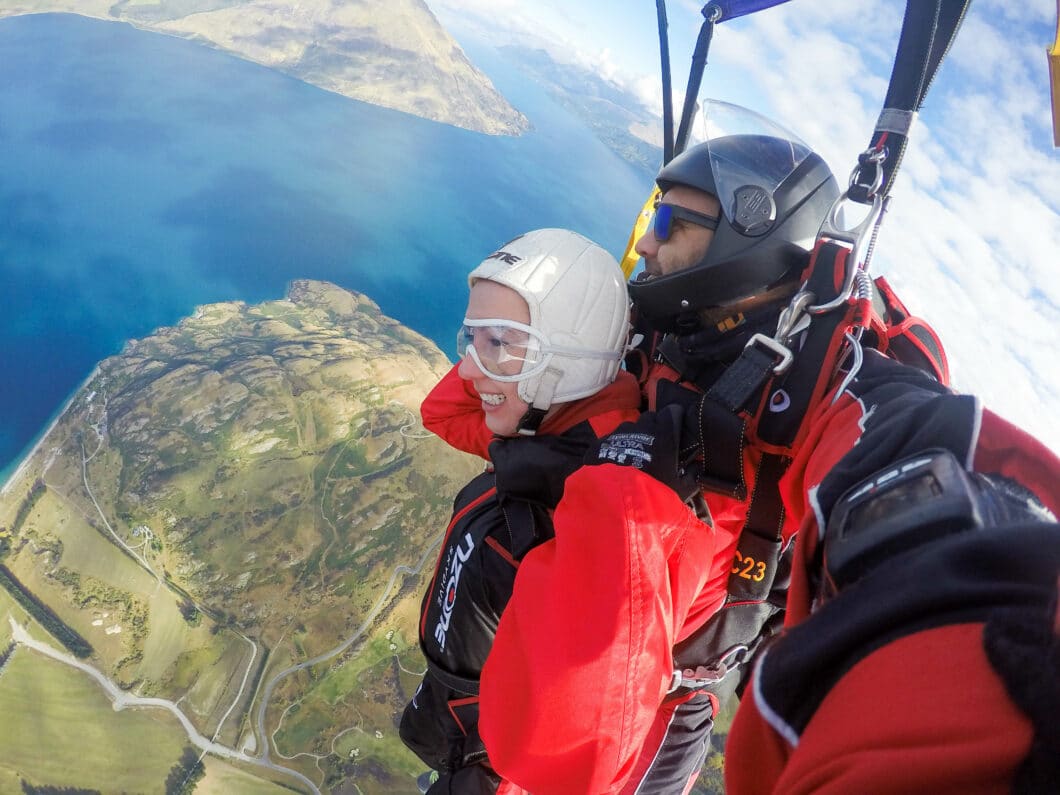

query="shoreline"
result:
[0,366,100,498]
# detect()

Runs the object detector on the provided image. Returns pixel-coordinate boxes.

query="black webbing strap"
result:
[849,0,972,204]
[693,343,782,498]
[727,452,789,601]
[674,11,717,157]
[656,0,675,165]
[756,242,855,449]
[705,343,779,412]
[426,656,480,696]
[653,340,782,500]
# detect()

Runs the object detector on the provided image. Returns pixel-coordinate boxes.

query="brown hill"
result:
[0,0,531,135]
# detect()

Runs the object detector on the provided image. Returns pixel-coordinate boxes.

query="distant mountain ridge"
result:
[0,0,531,135]
[499,44,663,175]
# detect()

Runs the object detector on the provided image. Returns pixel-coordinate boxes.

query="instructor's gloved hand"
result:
[584,405,702,502]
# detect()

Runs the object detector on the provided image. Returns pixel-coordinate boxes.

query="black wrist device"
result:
[822,448,983,593]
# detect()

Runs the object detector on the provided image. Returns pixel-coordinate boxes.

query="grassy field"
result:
[0,588,29,646]
[0,642,303,793]
[197,755,302,795]
[0,649,187,792]
[7,482,259,731]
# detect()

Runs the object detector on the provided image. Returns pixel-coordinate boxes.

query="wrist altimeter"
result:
[822,448,983,593]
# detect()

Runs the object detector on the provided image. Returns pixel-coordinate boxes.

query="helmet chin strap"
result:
[516,367,561,436]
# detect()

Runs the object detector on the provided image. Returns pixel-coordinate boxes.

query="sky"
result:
[430,0,1060,455]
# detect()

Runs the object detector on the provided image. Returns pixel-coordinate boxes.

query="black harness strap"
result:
[850,0,972,206]
[426,657,480,696]
[656,0,675,165]
[756,242,856,449]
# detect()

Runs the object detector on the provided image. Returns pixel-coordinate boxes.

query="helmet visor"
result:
[694,100,813,214]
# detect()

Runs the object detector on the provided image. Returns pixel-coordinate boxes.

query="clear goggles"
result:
[457,318,622,382]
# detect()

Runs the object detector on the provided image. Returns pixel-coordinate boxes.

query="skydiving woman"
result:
[399,228,720,794]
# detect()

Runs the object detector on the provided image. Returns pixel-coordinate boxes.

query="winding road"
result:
[7,616,321,794]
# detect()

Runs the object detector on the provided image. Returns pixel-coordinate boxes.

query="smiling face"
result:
[456,279,534,437]
[634,185,721,279]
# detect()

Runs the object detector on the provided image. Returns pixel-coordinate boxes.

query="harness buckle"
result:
[774,290,815,344]
[666,644,751,693]
[745,333,794,375]
[850,146,887,198]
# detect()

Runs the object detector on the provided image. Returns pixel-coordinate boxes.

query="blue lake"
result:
[0,13,653,478]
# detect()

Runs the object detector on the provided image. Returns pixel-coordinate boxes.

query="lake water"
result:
[0,13,654,478]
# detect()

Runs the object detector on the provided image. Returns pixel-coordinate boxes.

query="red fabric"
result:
[420,363,643,460]
[421,364,495,458]
[974,407,1060,515]
[479,463,714,794]
[724,383,1059,794]
[727,624,1034,795]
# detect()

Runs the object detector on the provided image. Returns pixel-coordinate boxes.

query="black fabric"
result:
[755,523,1060,739]
[705,344,780,413]
[425,762,502,795]
[425,657,480,697]
[655,374,749,499]
[983,595,1060,795]
[585,404,701,502]
[655,301,782,392]
[490,427,596,509]
[887,325,942,380]
[632,693,716,793]
[812,350,969,525]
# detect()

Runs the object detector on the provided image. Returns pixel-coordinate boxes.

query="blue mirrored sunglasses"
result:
[652,202,720,242]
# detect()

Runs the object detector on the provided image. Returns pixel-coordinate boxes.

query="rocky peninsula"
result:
[0,0,530,135]
[0,280,481,792]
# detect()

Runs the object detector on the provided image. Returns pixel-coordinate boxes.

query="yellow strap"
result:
[619,187,661,279]
[1050,0,1060,146]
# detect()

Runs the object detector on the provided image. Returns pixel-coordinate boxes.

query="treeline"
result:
[0,640,15,670]
[21,784,101,794]
[1,479,48,562]
[164,747,205,795]
[9,479,47,537]
[0,565,93,658]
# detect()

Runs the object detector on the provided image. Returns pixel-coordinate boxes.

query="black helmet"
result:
[629,103,839,332]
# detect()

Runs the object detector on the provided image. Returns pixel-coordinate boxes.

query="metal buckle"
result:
[745,333,794,375]
[775,290,815,343]
[666,644,751,693]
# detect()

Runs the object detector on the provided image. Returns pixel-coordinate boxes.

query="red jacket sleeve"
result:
[478,464,715,795]
[727,624,1036,795]
[420,363,493,459]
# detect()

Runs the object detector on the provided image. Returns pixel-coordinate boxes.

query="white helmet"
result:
[468,229,630,415]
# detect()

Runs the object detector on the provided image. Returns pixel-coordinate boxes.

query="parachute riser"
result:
[752,0,972,377]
